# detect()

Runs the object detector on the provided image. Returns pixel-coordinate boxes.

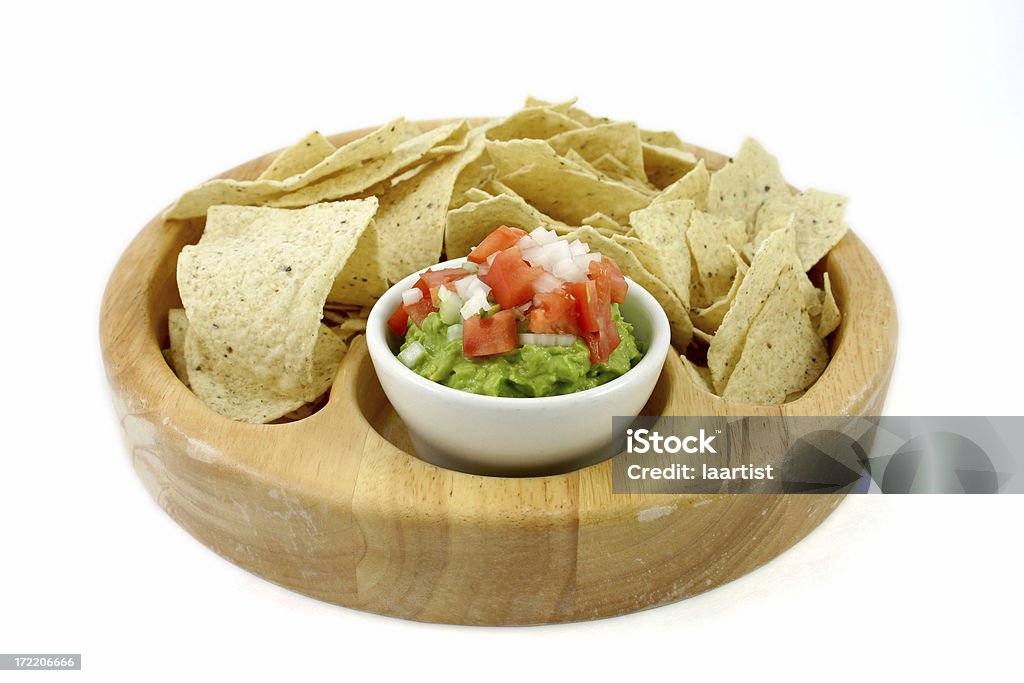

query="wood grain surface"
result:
[99,120,898,625]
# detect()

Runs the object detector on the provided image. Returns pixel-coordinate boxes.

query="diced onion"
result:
[398,341,425,368]
[461,262,478,274]
[522,240,572,271]
[552,258,587,282]
[460,290,491,319]
[532,271,564,294]
[518,333,578,347]
[517,235,539,251]
[438,288,463,325]
[540,240,572,267]
[529,226,559,246]
[520,246,544,267]
[486,251,500,267]
[568,239,590,257]
[447,324,463,341]
[572,253,601,271]
[401,288,423,306]
[454,274,490,300]
[512,302,531,321]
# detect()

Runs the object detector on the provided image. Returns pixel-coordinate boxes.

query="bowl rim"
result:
[366,257,671,407]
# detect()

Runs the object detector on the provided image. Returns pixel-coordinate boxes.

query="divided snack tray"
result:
[100,120,898,625]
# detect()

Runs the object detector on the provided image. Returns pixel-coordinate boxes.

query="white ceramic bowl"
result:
[366,258,670,477]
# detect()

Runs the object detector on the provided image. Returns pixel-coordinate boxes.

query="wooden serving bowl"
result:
[100,120,898,625]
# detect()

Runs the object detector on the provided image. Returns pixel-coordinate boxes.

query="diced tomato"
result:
[568,280,600,333]
[582,326,620,365]
[404,297,437,328]
[480,247,544,309]
[387,302,410,337]
[462,309,518,358]
[467,226,528,263]
[528,288,581,336]
[413,267,471,300]
[572,270,620,364]
[420,267,471,290]
[590,257,628,304]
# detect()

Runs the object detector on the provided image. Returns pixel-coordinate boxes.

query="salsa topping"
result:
[389,226,630,364]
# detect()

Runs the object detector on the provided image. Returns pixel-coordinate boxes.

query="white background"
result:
[2,1,1022,680]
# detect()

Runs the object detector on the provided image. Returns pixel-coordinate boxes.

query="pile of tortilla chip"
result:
[444,98,848,405]
[161,97,850,421]
[162,117,490,422]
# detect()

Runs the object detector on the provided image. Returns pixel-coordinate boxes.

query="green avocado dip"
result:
[399,304,644,398]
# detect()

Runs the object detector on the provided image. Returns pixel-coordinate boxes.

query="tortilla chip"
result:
[198,198,385,307]
[270,121,470,208]
[486,105,582,141]
[722,266,828,405]
[563,227,692,348]
[470,183,626,245]
[547,122,647,181]
[564,104,612,127]
[801,271,823,321]
[640,129,686,150]
[642,143,697,189]
[707,225,798,392]
[628,200,695,309]
[563,224,617,238]
[560,148,603,175]
[607,233,669,286]
[326,218,388,305]
[460,187,493,204]
[519,97,613,127]
[691,328,714,345]
[322,309,349,325]
[334,318,368,335]
[481,177,518,197]
[522,96,577,114]
[680,355,715,394]
[817,272,841,338]
[400,121,424,140]
[592,156,656,196]
[686,210,747,303]
[752,189,849,270]
[590,153,633,177]
[450,154,495,209]
[486,138,562,174]
[580,212,623,231]
[691,246,748,335]
[554,149,655,200]
[164,119,405,219]
[652,159,709,210]
[177,199,377,397]
[166,308,190,386]
[424,123,476,156]
[257,131,336,181]
[375,129,487,282]
[741,239,821,319]
[705,137,789,229]
[488,140,650,225]
[185,324,345,423]
[445,193,568,258]
[587,152,645,186]
[323,301,363,315]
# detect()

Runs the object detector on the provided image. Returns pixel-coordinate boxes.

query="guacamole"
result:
[399,304,644,397]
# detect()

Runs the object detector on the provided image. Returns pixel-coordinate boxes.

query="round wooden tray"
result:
[100,120,898,625]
